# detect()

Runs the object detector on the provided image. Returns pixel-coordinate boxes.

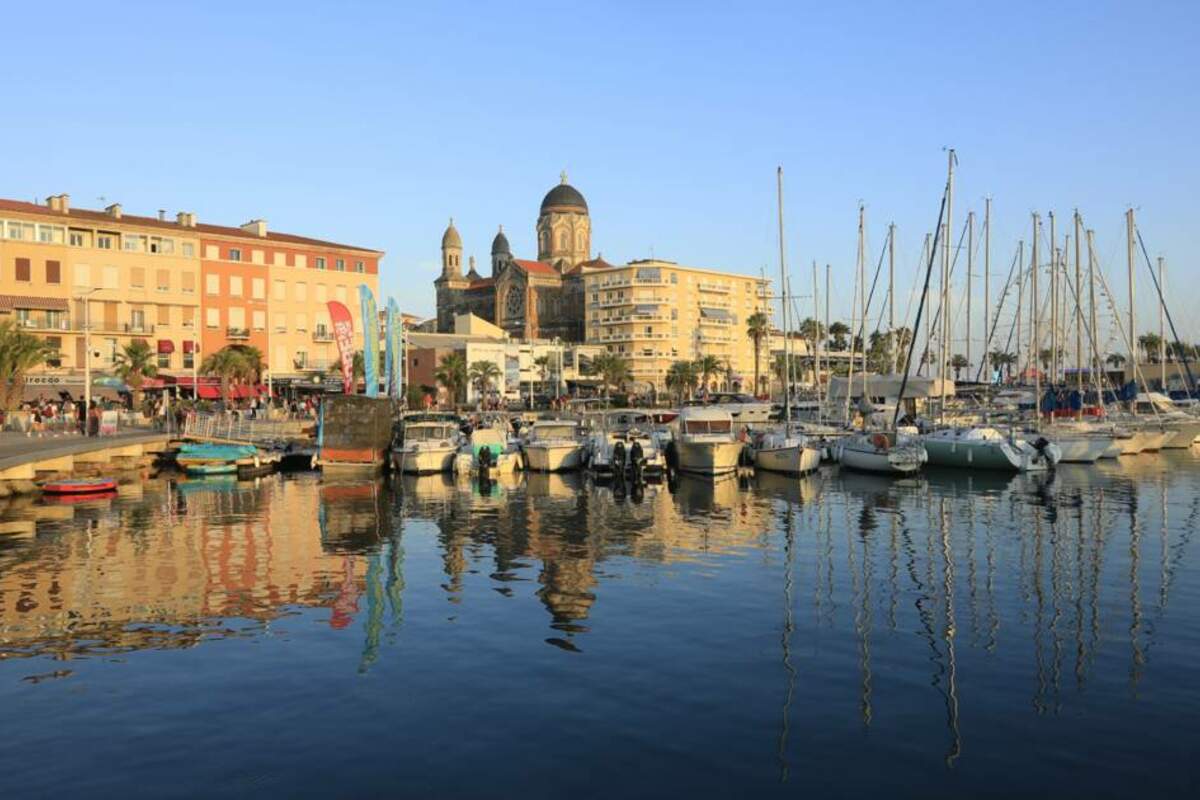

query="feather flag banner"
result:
[358,285,380,398]
[327,301,355,394]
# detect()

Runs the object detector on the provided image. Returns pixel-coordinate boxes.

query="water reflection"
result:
[0,454,1198,793]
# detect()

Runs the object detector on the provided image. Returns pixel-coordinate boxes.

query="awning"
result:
[183,340,195,354]
[0,294,69,312]
[192,383,266,400]
[699,307,732,320]
[157,339,175,354]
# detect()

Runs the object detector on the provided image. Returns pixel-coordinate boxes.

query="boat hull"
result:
[923,438,1021,471]
[837,439,927,475]
[393,446,457,475]
[524,445,583,472]
[1162,421,1200,449]
[754,444,821,475]
[675,440,743,476]
[1053,436,1112,463]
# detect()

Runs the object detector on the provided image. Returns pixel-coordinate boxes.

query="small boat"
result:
[668,406,744,476]
[186,462,238,476]
[585,410,668,480]
[42,477,118,494]
[176,443,259,476]
[523,420,585,472]
[836,430,927,475]
[454,425,522,476]
[391,416,461,475]
[923,426,1060,472]
[749,429,821,475]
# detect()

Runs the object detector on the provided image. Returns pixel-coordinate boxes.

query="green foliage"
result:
[0,320,58,411]
[434,352,468,406]
[468,360,502,398]
[591,351,632,397]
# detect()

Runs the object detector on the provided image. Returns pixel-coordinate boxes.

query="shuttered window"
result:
[45,260,61,283]
[15,258,30,281]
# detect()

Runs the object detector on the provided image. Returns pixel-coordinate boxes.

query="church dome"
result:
[540,173,587,213]
[491,225,510,254]
[441,218,462,249]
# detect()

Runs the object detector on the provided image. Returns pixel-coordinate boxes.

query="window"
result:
[74,264,90,287]
[156,305,170,327]
[182,307,195,329]
[149,236,174,255]
[157,269,170,291]
[123,234,145,252]
[252,310,266,330]
[204,245,219,259]
[6,221,34,240]
[251,277,265,300]
[273,252,286,266]
[315,257,327,270]
[316,284,328,303]
[228,248,242,261]
[228,307,246,329]
[295,282,307,302]
[251,249,264,265]
[273,279,286,300]
[157,351,170,368]
[69,231,87,247]
[206,274,220,295]
[670,273,678,284]
[130,308,146,331]
[130,267,145,288]
[295,254,307,269]
[295,312,307,332]
[15,258,30,281]
[274,312,287,332]
[229,275,243,296]
[37,224,65,244]
[182,242,195,258]
[335,286,347,303]
[335,258,345,271]
[182,272,196,293]
[45,260,61,283]
[294,350,308,368]
[355,260,365,273]
[103,266,120,289]
[97,234,114,250]
[183,351,194,369]
[206,308,220,328]
[45,337,62,367]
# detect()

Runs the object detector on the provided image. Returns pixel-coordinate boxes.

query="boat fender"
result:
[612,440,626,472]
[871,433,889,451]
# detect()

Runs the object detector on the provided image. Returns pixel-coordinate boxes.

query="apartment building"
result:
[0,194,382,392]
[583,259,770,393]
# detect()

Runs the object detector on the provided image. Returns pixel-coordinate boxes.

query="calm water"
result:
[1,456,1198,798]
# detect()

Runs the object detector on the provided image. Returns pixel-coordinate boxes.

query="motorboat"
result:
[454,424,522,476]
[176,442,259,476]
[391,417,461,474]
[1132,393,1200,448]
[668,406,744,476]
[923,426,1060,472]
[683,393,774,424]
[584,410,667,479]
[748,428,821,475]
[836,430,927,475]
[523,420,585,472]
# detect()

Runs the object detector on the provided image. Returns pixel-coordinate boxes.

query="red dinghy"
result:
[41,478,118,495]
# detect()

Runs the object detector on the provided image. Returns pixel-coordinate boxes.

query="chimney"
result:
[240,219,268,238]
[105,203,122,219]
[45,194,70,213]
[176,211,197,228]
[158,209,166,221]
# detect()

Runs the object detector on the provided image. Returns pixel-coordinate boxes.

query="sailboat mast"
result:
[940,149,954,425]
[813,260,822,401]
[966,210,974,375]
[825,263,831,402]
[1127,208,1136,374]
[1158,257,1166,389]
[1049,211,1057,384]
[776,166,790,422]
[984,197,991,380]
[889,222,896,374]
[859,204,867,386]
[921,233,932,375]
[1032,213,1041,429]
[1016,240,1024,380]
[1074,211,1083,403]
[1086,228,1099,388]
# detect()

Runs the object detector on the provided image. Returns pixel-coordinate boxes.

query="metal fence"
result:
[182,412,308,444]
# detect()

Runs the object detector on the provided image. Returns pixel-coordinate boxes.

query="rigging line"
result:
[1135,227,1196,391]
[858,224,893,344]
[973,246,1021,382]
[893,187,949,429]
[925,214,971,352]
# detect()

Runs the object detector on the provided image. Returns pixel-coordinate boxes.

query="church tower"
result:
[536,172,590,271]
[439,218,464,282]
[491,225,511,277]
[435,218,467,332]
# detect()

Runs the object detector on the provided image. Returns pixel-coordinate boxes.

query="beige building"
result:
[583,259,770,393]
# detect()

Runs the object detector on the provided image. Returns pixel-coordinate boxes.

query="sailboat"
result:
[753,168,822,476]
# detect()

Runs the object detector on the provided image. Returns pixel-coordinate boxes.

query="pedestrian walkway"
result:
[0,430,170,472]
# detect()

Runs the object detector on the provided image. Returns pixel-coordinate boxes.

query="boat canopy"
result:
[826,373,954,400]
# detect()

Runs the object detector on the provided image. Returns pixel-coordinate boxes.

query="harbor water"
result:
[1,455,1198,797]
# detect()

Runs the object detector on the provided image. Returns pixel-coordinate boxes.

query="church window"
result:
[558,231,568,249]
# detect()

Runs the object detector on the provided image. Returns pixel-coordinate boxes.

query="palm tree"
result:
[468,360,502,402]
[434,352,468,407]
[988,350,1013,381]
[533,355,552,390]
[797,317,825,344]
[1105,353,1127,369]
[592,352,631,398]
[0,320,58,411]
[828,321,851,351]
[694,354,723,394]
[949,354,969,382]
[1038,348,1054,373]
[1138,332,1163,364]
[665,360,698,402]
[745,311,770,398]
[113,339,158,409]
[201,346,254,405]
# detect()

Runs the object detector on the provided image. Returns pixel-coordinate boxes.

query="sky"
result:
[5,0,1199,356]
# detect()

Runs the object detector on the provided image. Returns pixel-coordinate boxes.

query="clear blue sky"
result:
[6,0,1198,352]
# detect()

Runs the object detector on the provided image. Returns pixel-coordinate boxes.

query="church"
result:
[434,173,612,341]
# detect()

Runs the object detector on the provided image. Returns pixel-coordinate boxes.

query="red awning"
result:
[197,386,221,399]
[190,383,265,400]
[157,339,175,354]
[183,340,195,354]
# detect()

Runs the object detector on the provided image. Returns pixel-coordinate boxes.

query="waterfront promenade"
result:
[0,430,170,484]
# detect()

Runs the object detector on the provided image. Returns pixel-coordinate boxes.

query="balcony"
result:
[312,329,334,342]
[227,327,250,339]
[15,316,71,332]
[698,281,731,293]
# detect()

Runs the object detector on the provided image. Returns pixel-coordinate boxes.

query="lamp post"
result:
[75,288,102,416]
[554,337,564,399]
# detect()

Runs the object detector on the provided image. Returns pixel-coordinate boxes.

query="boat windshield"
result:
[684,420,731,434]
[407,426,454,441]
[533,425,576,440]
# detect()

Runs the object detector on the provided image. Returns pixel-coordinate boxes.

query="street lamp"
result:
[75,288,102,416]
[553,337,564,399]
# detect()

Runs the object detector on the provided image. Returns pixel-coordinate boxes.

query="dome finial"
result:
[560,170,568,185]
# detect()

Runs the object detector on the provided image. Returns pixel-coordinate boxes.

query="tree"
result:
[1105,353,1127,369]
[1038,348,1054,372]
[468,360,502,401]
[745,311,770,397]
[592,352,631,398]
[113,339,158,409]
[665,360,698,402]
[434,352,468,407]
[533,355,552,389]
[351,351,366,383]
[201,346,256,405]
[949,354,969,382]
[0,320,58,412]
[694,354,723,393]
[1138,332,1163,364]
[828,321,851,351]
[797,317,825,344]
[988,350,1014,381]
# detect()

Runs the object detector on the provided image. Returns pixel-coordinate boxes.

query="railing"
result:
[17,316,71,331]
[698,281,731,293]
[182,412,307,445]
[227,327,250,339]
[312,330,334,342]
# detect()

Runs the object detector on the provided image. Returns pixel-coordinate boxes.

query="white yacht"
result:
[391,417,461,474]
[1133,393,1200,448]
[683,393,774,424]
[669,406,744,476]
[523,420,585,472]
[454,425,522,476]
[584,410,667,479]
[750,428,822,475]
[836,430,928,475]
